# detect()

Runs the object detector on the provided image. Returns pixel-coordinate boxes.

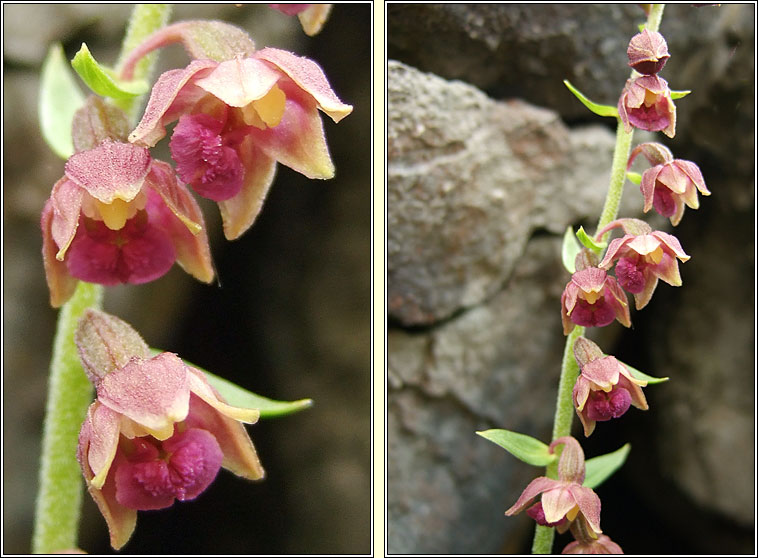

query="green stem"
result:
[32,5,172,552]
[113,4,172,122]
[32,282,103,553]
[530,4,666,554]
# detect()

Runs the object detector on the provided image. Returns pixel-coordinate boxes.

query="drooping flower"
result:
[269,4,333,36]
[628,142,710,226]
[572,337,648,437]
[618,75,676,137]
[627,29,669,75]
[561,267,631,335]
[563,534,624,554]
[505,437,602,537]
[124,21,352,239]
[597,218,690,309]
[41,139,214,307]
[75,309,265,549]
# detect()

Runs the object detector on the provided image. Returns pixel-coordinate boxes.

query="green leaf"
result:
[670,90,691,100]
[149,349,313,418]
[562,226,580,273]
[576,226,607,255]
[71,43,148,100]
[619,360,669,385]
[584,443,631,489]
[476,429,556,467]
[38,44,85,159]
[563,80,619,118]
[626,171,642,185]
[203,370,314,418]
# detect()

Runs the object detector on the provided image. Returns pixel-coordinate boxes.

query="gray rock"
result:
[388,237,569,554]
[388,60,641,327]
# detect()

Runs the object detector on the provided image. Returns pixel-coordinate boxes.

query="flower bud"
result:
[627,29,670,75]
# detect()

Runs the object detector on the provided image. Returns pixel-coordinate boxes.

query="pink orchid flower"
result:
[41,140,214,307]
[75,309,264,550]
[572,337,648,437]
[561,267,631,335]
[618,75,676,137]
[597,218,690,309]
[128,39,352,239]
[505,437,602,537]
[627,29,669,75]
[628,142,710,226]
[563,534,624,554]
[269,4,333,36]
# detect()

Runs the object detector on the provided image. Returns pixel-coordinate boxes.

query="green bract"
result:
[39,43,85,159]
[71,43,148,99]
[576,226,607,255]
[621,360,669,385]
[626,171,643,185]
[476,429,556,467]
[584,443,631,489]
[670,89,691,100]
[563,79,619,118]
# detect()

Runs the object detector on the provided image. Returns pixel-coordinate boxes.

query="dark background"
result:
[3,3,370,554]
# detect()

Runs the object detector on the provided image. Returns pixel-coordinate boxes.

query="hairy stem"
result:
[32,283,103,553]
[113,4,172,122]
[530,4,666,554]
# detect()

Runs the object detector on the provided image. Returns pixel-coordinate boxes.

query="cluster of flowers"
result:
[42,12,352,307]
[38,8,350,550]
[508,28,709,553]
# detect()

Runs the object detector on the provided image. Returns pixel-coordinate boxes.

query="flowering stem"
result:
[32,282,103,553]
[530,5,666,554]
[113,3,172,122]
[31,5,172,552]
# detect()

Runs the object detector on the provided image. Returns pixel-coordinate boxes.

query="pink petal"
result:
[569,485,603,534]
[604,278,631,328]
[573,377,591,412]
[195,56,282,108]
[129,60,219,147]
[505,477,559,516]
[65,214,176,286]
[256,47,353,122]
[49,177,84,260]
[541,484,579,524]
[169,114,244,201]
[85,451,138,551]
[571,268,607,293]
[598,236,630,270]
[64,140,150,203]
[581,356,621,389]
[639,167,659,213]
[97,353,191,440]
[652,231,690,261]
[269,3,310,16]
[627,234,661,256]
[652,252,682,287]
[186,367,260,424]
[657,162,689,194]
[145,167,215,283]
[114,428,223,510]
[247,87,335,179]
[217,135,277,240]
[79,402,122,490]
[675,159,710,195]
[183,392,265,481]
[41,199,79,307]
[617,374,649,411]
[632,270,659,310]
